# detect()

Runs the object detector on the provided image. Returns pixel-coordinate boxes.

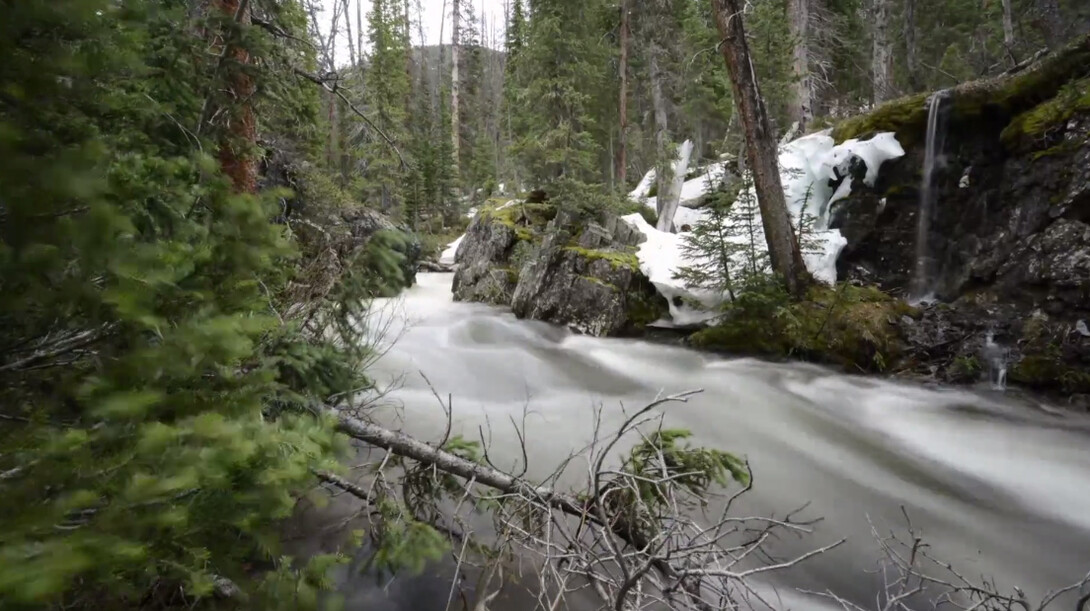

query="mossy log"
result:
[832,33,1090,146]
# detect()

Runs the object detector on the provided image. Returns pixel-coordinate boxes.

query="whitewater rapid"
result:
[296,273,1090,611]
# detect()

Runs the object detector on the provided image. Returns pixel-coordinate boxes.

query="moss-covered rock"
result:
[831,92,931,146]
[510,208,667,337]
[481,202,558,242]
[1000,77,1090,151]
[562,246,641,271]
[1007,314,1090,393]
[689,284,916,373]
[832,35,1090,146]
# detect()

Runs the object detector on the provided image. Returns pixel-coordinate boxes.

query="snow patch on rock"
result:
[439,234,464,266]
[624,132,904,323]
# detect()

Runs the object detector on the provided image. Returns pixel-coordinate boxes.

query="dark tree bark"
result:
[710,0,811,297]
[214,0,257,194]
[616,0,630,190]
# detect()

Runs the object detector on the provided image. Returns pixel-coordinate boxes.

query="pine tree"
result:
[0,1,412,607]
[676,193,745,302]
[362,0,411,214]
[510,0,610,190]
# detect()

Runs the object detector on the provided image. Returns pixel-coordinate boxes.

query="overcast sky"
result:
[312,0,508,66]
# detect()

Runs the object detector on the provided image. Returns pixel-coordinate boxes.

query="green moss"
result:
[483,202,558,242]
[690,283,917,373]
[833,38,1090,147]
[883,183,918,198]
[1030,140,1080,160]
[500,266,520,285]
[830,92,930,145]
[578,275,618,290]
[626,289,669,331]
[564,246,640,271]
[948,355,983,383]
[1007,315,1090,393]
[1000,77,1090,151]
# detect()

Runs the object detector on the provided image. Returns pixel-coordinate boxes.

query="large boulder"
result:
[510,210,666,336]
[451,204,667,337]
[451,203,554,305]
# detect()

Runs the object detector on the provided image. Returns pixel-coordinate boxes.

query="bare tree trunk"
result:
[214,0,257,194]
[904,0,920,91]
[710,0,811,297]
[1001,0,1016,63]
[789,0,813,130]
[342,0,357,67]
[871,0,893,103]
[616,0,630,190]
[656,140,692,233]
[649,47,671,219]
[451,0,462,171]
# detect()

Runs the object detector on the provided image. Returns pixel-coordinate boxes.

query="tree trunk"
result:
[342,0,357,66]
[904,0,920,91]
[616,0,630,191]
[1001,0,1016,63]
[788,0,813,131]
[649,47,671,220]
[1032,0,1065,47]
[710,0,811,297]
[214,0,257,194]
[656,140,692,234]
[451,0,462,171]
[871,0,893,104]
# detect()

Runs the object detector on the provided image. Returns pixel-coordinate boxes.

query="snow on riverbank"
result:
[624,131,903,324]
[438,234,463,266]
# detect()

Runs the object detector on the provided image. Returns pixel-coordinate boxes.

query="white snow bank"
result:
[624,132,904,323]
[629,167,658,200]
[621,213,722,326]
[439,234,464,265]
[635,160,731,214]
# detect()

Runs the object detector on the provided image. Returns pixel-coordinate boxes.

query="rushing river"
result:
[308,273,1090,610]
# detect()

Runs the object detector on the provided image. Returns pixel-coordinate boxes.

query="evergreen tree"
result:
[510,0,610,190]
[0,1,413,607]
[361,0,411,214]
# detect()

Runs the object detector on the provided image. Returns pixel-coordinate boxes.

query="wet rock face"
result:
[831,109,1090,395]
[451,206,667,337]
[833,111,1090,312]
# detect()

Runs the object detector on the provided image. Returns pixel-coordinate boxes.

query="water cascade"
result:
[983,331,1009,391]
[910,89,951,301]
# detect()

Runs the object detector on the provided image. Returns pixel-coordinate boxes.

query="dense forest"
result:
[2,0,1089,610]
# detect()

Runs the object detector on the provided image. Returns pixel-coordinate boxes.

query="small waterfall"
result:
[910,90,951,301]
[982,332,1008,391]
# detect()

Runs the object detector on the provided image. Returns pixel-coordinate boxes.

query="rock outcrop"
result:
[452,203,668,337]
[827,66,1090,397]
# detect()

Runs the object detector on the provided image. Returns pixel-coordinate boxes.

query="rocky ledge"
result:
[693,68,1090,402]
[451,203,667,337]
